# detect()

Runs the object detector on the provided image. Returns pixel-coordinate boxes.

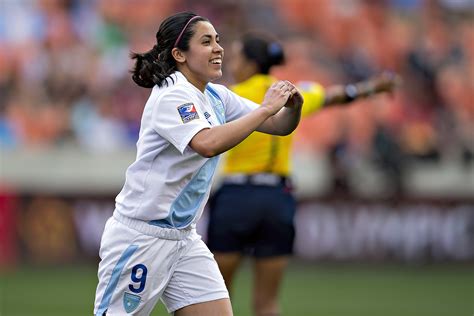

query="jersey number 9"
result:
[129,264,148,294]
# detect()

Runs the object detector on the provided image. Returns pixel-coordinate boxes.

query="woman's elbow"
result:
[198,147,219,158]
[189,129,219,158]
[190,139,220,158]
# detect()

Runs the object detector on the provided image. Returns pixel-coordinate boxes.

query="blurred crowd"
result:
[274,0,473,166]
[0,0,473,168]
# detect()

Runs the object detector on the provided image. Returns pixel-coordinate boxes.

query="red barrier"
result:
[0,186,18,270]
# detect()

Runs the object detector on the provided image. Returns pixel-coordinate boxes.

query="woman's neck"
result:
[178,68,207,92]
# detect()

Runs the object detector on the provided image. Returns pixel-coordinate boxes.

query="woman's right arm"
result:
[190,81,292,158]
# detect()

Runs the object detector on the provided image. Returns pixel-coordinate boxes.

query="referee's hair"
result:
[130,12,209,88]
[241,32,285,74]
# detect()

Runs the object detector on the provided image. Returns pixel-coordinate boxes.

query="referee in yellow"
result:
[206,32,400,316]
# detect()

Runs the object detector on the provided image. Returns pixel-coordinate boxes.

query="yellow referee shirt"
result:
[223,74,325,176]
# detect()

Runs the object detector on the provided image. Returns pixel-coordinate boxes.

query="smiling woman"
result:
[92,11,304,316]
[171,19,224,91]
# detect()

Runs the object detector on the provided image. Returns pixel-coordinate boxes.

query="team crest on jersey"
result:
[177,103,199,123]
[123,292,141,313]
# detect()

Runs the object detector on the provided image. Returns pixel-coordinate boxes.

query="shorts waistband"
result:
[113,212,193,240]
[222,173,290,187]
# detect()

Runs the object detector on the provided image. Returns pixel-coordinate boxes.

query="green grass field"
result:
[0,260,472,316]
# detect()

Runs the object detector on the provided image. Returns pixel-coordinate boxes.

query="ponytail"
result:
[131,45,176,88]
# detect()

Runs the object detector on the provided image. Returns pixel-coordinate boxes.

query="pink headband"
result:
[174,16,201,48]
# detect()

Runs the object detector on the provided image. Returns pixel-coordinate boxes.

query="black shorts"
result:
[206,181,296,258]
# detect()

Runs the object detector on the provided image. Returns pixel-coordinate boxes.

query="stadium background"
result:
[0,0,473,315]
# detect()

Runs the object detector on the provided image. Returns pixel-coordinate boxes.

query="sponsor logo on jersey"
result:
[177,103,199,123]
[123,292,141,313]
[204,111,213,125]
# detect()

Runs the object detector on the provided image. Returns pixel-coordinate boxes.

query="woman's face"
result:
[179,21,224,90]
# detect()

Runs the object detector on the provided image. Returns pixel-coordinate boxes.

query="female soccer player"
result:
[206,32,400,316]
[93,12,303,316]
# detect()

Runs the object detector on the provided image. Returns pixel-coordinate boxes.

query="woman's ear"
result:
[172,48,186,63]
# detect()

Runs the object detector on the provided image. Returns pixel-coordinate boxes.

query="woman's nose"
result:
[214,43,224,53]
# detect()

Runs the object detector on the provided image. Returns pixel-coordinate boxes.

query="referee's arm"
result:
[323,71,402,106]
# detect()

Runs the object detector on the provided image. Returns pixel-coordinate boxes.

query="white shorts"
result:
[94,213,229,315]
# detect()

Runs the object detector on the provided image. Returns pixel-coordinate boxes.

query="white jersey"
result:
[114,71,258,229]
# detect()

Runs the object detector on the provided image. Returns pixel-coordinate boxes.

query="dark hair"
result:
[130,12,209,88]
[241,32,285,74]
